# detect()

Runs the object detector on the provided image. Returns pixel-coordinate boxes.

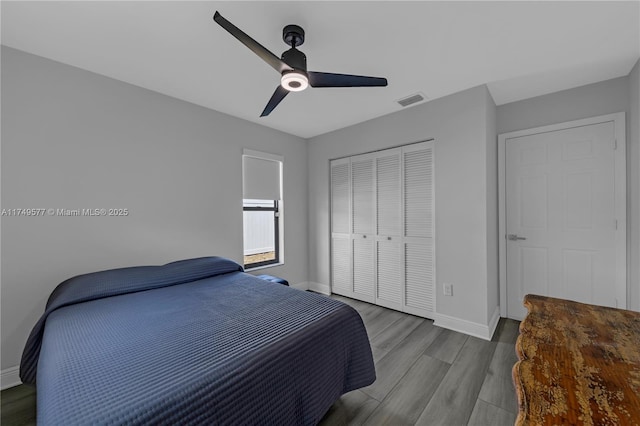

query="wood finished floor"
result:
[319,295,520,426]
[0,295,520,426]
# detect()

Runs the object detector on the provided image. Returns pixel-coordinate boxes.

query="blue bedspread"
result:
[20,257,375,425]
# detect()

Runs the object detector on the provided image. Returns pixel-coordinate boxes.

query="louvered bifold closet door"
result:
[330,158,352,297]
[403,142,435,317]
[404,145,433,238]
[352,154,375,235]
[353,237,375,302]
[351,153,376,302]
[405,241,433,313]
[375,149,403,310]
[332,237,352,295]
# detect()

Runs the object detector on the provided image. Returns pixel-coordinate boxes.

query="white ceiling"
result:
[2,1,639,138]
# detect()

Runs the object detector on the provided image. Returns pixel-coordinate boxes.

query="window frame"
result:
[243,200,280,269]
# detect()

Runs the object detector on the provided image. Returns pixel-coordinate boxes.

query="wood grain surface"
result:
[513,294,640,426]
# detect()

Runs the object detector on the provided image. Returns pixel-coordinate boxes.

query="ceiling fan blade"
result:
[214,11,292,74]
[261,85,290,117]
[308,72,388,88]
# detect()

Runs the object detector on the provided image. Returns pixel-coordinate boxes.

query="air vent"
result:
[397,92,427,107]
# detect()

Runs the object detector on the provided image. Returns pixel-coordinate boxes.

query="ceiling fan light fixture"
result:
[281,71,308,92]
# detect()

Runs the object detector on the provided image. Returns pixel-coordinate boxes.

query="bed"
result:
[20,257,375,425]
[513,294,640,425]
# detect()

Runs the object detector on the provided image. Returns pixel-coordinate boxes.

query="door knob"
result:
[508,234,526,241]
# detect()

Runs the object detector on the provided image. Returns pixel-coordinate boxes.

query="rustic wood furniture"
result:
[513,294,640,425]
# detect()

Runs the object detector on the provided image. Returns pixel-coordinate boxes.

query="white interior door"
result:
[505,120,625,319]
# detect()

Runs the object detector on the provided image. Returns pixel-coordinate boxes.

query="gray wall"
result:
[485,91,498,323]
[496,77,630,134]
[630,59,639,312]
[497,75,639,312]
[1,47,308,370]
[307,85,497,328]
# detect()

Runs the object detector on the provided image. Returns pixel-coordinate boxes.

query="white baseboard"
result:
[291,281,309,291]
[307,282,331,295]
[434,306,501,341]
[1,366,21,390]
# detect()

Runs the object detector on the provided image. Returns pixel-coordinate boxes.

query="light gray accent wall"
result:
[496,77,630,135]
[308,85,495,326]
[0,46,308,370]
[630,59,639,312]
[497,75,638,312]
[485,89,498,322]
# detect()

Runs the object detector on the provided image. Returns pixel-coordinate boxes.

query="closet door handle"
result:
[387,237,392,240]
[363,235,367,238]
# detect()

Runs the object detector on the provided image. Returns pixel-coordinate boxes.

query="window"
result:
[242,150,283,269]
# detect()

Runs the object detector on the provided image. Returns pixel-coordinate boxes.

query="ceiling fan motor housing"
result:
[281,48,307,72]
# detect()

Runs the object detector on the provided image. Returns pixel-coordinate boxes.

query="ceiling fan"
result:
[213,11,388,117]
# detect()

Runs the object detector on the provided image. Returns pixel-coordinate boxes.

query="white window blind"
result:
[242,150,283,200]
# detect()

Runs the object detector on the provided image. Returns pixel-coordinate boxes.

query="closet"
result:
[330,141,434,318]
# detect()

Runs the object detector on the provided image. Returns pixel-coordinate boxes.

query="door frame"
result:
[498,112,627,318]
